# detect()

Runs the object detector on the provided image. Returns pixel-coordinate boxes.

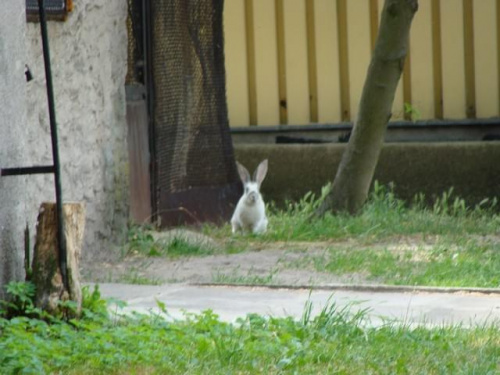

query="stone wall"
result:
[23,0,129,263]
[0,0,29,296]
[234,143,500,206]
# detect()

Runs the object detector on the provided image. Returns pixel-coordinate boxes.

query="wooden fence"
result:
[224,0,500,126]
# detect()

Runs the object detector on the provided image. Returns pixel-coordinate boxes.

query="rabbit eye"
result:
[244,187,249,194]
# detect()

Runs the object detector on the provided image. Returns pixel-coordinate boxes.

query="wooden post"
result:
[31,202,85,317]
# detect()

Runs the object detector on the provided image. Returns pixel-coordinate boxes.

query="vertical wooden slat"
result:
[473,0,498,118]
[244,0,258,125]
[337,0,350,121]
[283,0,309,124]
[431,0,444,119]
[369,0,379,52]
[402,48,412,120]
[409,0,434,120]
[347,0,372,121]
[497,0,500,116]
[127,100,151,223]
[305,0,319,122]
[315,0,342,123]
[399,0,410,120]
[254,0,280,125]
[442,0,467,118]
[463,0,476,118]
[224,0,250,127]
[275,0,288,124]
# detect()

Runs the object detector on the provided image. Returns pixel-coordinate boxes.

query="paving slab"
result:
[95,283,500,328]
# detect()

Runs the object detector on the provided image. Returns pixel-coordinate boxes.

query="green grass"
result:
[3,186,498,373]
[292,237,500,288]
[118,267,162,286]
[125,227,215,258]
[122,184,500,288]
[129,184,499,255]
[205,183,500,243]
[1,298,498,374]
[201,184,500,289]
[212,267,277,285]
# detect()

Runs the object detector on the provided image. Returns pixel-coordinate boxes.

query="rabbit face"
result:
[244,182,260,206]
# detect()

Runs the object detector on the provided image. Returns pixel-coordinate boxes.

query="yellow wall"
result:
[224,0,500,127]
[409,0,435,120]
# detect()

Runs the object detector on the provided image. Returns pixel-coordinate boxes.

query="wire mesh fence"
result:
[147,0,241,226]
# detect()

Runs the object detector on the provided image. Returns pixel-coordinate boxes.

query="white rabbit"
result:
[231,159,269,234]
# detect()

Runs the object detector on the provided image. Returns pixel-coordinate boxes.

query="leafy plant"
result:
[125,224,160,256]
[404,102,421,122]
[1,303,498,374]
[0,281,39,319]
[81,284,109,318]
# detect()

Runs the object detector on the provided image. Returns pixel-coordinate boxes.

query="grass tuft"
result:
[212,267,277,285]
[258,182,500,242]
[125,226,214,258]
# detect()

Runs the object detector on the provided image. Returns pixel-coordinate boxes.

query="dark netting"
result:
[150,0,241,226]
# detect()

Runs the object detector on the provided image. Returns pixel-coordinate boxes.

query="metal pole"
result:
[37,0,69,293]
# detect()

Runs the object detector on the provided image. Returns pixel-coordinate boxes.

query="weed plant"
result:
[0,287,498,374]
[125,226,213,258]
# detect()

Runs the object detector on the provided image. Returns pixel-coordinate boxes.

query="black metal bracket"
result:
[1,166,55,176]
[26,0,72,22]
[2,0,69,294]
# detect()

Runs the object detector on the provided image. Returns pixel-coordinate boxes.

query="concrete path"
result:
[96,283,500,328]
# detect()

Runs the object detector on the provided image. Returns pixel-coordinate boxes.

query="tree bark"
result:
[316,0,418,216]
[31,202,85,317]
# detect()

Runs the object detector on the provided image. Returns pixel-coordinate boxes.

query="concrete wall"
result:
[0,1,29,296]
[234,142,500,206]
[22,0,129,263]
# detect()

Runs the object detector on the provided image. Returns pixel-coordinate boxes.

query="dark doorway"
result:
[127,0,241,227]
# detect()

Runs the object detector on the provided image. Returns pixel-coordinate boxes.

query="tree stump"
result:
[31,202,85,317]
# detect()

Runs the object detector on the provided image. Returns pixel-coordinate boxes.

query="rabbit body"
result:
[231,160,269,234]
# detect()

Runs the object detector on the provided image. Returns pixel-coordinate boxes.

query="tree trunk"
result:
[316,0,418,216]
[31,202,85,317]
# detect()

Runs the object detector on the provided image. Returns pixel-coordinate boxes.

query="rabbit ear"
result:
[253,159,268,186]
[236,162,251,184]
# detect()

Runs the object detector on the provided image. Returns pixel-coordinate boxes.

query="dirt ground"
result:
[81,230,441,287]
[82,245,367,287]
[82,229,500,287]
